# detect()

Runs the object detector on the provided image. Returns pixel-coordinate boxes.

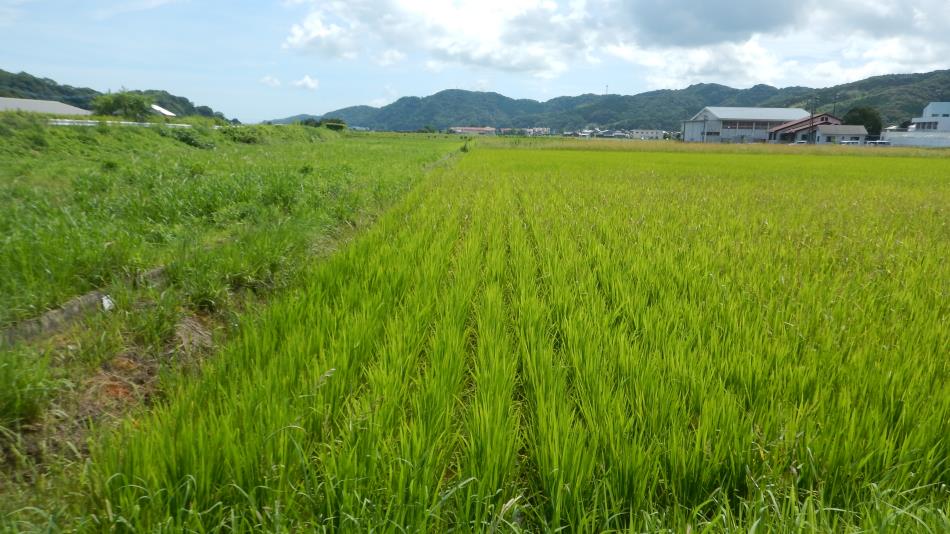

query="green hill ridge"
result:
[276,70,950,131]
[0,69,229,120]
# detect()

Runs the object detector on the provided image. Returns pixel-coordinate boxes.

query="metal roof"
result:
[921,102,950,116]
[690,107,810,121]
[768,113,839,133]
[817,124,868,135]
[151,104,176,117]
[0,96,93,115]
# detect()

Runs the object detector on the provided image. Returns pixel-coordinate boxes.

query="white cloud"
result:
[424,60,447,73]
[284,0,592,77]
[0,0,34,25]
[605,37,798,89]
[369,84,398,107]
[603,1,950,90]
[283,0,950,89]
[259,75,282,88]
[284,10,359,59]
[376,48,406,66]
[292,74,320,90]
[93,0,182,20]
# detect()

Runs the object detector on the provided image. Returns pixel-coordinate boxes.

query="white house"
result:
[682,107,810,143]
[814,124,867,144]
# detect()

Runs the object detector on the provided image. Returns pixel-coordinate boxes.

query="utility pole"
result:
[810,95,818,144]
[832,91,838,117]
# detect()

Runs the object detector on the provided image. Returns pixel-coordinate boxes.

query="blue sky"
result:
[2,0,949,123]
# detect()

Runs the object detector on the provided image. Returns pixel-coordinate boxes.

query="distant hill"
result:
[0,69,229,120]
[274,70,950,131]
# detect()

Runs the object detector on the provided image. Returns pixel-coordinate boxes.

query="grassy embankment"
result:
[25,139,946,531]
[0,113,461,522]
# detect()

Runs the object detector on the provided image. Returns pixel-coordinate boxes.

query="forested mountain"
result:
[0,69,228,119]
[275,69,950,131]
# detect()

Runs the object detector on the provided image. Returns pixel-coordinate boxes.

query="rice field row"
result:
[50,144,950,531]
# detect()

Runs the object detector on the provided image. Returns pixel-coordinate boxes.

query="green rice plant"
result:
[5,135,948,531]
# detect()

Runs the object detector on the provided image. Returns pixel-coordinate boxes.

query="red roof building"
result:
[768,113,841,143]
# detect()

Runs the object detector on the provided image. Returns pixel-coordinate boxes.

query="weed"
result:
[221,126,264,144]
[157,126,215,149]
[0,346,52,429]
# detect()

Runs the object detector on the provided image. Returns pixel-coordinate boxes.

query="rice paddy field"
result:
[2,124,949,532]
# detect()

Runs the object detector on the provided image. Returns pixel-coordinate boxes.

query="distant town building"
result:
[498,127,551,136]
[0,96,92,116]
[449,126,496,135]
[682,107,810,143]
[562,128,666,140]
[628,129,665,140]
[768,113,841,143]
[884,102,950,147]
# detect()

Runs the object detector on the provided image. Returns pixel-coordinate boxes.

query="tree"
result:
[299,117,346,130]
[321,117,347,131]
[92,91,153,121]
[842,106,883,136]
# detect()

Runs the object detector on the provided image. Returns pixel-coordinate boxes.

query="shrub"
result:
[25,128,49,150]
[158,127,216,149]
[221,126,264,144]
[92,92,153,121]
[299,117,347,131]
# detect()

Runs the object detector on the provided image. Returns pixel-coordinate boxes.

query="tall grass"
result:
[0,346,52,429]
[39,142,950,530]
[0,122,463,526]
[0,119,457,325]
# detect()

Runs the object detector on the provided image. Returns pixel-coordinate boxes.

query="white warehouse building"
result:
[682,107,810,143]
[884,102,950,148]
[910,102,950,131]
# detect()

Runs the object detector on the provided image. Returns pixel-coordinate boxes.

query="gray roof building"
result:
[0,96,93,116]
[813,124,868,144]
[682,106,810,143]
